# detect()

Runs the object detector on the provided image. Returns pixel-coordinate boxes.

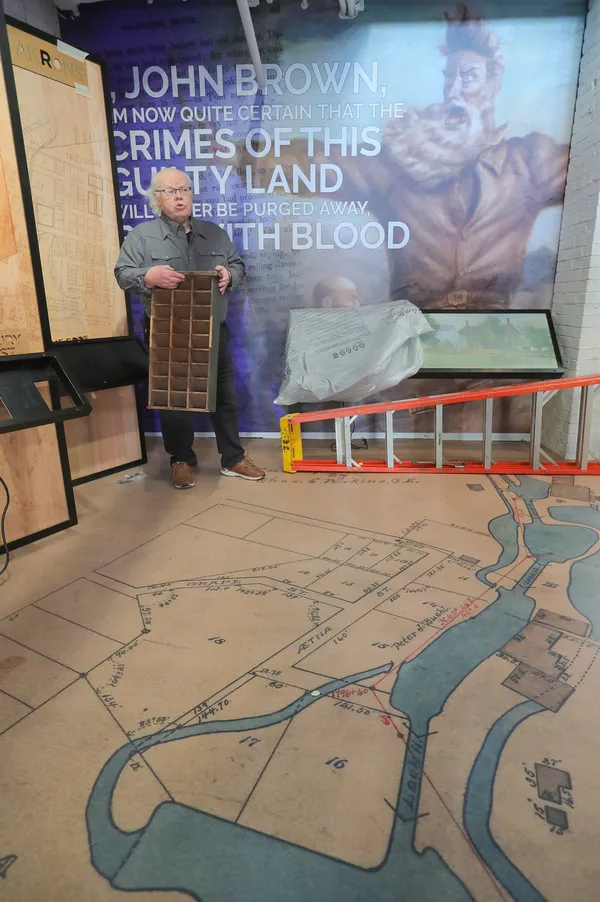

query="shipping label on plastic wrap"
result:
[275,301,432,406]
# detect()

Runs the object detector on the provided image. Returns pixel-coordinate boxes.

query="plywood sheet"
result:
[0,425,70,542]
[9,33,126,342]
[63,385,142,481]
[0,53,42,356]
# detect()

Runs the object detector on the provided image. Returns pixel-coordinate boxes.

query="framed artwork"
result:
[419,310,563,378]
[6,21,128,342]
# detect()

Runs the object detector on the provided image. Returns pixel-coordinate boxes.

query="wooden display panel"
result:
[0,16,74,548]
[7,25,126,343]
[6,21,145,482]
[63,386,142,481]
[0,51,41,356]
[149,273,223,412]
[0,425,73,543]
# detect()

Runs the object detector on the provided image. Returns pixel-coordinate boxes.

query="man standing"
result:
[115,167,264,489]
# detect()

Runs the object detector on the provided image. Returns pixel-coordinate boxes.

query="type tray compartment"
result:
[148,271,223,412]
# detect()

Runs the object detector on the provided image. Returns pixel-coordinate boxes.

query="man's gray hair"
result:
[147,168,192,216]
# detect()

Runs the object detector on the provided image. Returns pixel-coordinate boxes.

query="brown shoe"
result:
[171,461,195,489]
[221,456,265,481]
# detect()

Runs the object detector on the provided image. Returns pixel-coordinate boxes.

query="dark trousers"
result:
[145,318,245,469]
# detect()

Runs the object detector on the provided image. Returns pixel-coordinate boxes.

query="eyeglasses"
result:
[154,187,192,197]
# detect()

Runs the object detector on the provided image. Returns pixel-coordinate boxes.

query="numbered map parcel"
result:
[1,472,599,902]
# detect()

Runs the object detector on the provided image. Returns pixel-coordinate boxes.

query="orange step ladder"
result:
[280,374,600,475]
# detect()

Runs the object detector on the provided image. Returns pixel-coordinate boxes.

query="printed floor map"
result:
[1,473,599,901]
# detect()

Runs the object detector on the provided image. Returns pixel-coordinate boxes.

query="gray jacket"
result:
[114,214,245,318]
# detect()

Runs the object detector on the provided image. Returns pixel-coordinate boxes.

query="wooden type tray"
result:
[148,272,223,412]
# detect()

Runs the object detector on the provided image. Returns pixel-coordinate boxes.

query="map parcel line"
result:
[2,477,600,901]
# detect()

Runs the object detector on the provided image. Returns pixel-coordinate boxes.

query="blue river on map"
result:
[548,504,600,638]
[86,477,599,902]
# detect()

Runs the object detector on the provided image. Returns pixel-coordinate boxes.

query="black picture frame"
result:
[0,5,78,552]
[416,308,564,379]
[0,352,92,434]
[50,336,149,394]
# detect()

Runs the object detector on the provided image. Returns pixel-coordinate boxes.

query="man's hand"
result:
[215,265,231,295]
[144,265,185,290]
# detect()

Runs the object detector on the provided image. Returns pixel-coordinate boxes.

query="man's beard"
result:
[383,103,499,187]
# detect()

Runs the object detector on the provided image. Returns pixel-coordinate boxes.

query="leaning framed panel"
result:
[0,7,76,550]
[6,17,146,483]
[418,310,564,378]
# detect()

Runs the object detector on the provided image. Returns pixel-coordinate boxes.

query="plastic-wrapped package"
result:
[274,300,432,406]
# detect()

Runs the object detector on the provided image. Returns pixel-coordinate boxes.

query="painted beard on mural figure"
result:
[384,18,505,191]
[376,5,568,310]
[237,4,568,311]
[375,3,567,310]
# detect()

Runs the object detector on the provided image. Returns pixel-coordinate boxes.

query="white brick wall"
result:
[544,0,600,459]
[4,0,60,36]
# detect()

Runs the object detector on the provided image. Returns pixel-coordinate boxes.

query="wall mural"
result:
[66,0,586,435]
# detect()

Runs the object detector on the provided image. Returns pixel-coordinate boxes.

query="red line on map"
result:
[371,538,532,690]
[366,501,538,901]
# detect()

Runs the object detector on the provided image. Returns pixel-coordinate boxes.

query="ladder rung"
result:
[529,392,544,470]
[483,397,493,470]
[385,411,394,469]
[576,385,593,471]
[334,419,344,466]
[434,405,443,470]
